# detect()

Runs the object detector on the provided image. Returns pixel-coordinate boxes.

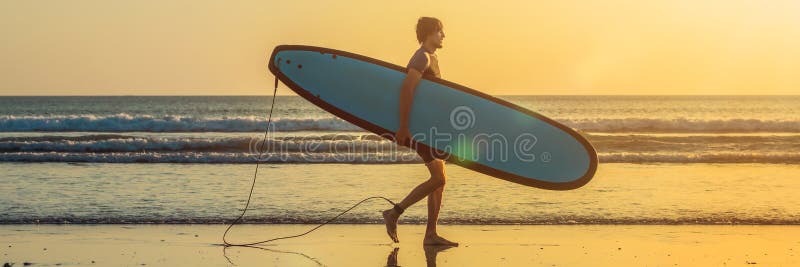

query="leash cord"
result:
[221,76,396,247]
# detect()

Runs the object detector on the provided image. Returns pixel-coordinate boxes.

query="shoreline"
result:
[3,224,798,266]
[5,221,800,225]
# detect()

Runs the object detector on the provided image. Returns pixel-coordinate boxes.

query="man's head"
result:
[416,17,445,49]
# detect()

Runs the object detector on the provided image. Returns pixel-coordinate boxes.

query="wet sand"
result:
[2,224,799,266]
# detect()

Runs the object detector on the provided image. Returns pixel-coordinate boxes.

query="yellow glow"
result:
[1,1,798,95]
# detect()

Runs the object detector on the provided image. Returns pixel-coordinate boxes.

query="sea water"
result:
[1,95,799,224]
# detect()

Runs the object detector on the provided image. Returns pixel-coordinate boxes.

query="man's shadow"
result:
[387,245,455,267]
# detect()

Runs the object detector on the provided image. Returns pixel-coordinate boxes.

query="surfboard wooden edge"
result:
[267,44,598,190]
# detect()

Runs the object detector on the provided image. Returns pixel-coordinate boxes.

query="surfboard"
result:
[268,45,598,190]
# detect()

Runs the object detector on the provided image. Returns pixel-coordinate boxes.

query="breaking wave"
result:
[0,114,361,132]
[2,114,800,133]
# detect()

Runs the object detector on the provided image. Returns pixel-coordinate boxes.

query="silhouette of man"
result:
[383,17,458,247]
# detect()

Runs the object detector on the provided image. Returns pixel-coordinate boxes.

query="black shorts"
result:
[414,143,448,163]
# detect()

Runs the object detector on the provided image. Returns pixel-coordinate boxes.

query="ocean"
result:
[1,95,799,224]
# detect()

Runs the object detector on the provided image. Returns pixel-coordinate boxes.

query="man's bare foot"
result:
[382,209,399,243]
[423,234,459,246]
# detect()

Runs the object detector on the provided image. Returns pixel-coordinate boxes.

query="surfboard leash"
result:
[221,76,398,247]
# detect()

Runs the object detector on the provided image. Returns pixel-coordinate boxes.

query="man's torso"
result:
[406,46,441,78]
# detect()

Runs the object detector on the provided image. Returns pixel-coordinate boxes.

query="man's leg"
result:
[425,185,444,235]
[422,177,458,246]
[383,159,446,242]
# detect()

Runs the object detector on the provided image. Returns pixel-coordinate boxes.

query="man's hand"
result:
[395,127,412,147]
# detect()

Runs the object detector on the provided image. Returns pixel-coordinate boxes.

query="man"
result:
[382,17,458,247]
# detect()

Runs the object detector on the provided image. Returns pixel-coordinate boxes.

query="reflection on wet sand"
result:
[386,247,399,267]
[222,243,457,267]
[424,245,455,267]
[385,245,456,267]
[222,244,325,266]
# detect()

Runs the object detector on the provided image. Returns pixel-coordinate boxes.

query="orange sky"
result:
[1,0,798,95]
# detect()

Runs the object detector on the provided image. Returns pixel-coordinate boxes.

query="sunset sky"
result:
[1,0,798,95]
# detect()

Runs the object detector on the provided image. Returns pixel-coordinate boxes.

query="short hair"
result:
[416,17,443,44]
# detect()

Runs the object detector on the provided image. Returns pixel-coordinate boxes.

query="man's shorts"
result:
[413,143,448,164]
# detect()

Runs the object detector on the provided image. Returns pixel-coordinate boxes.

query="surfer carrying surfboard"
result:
[382,17,459,247]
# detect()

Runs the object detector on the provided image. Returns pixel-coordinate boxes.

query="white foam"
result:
[0,114,362,132]
[1,151,797,164]
[562,118,800,133]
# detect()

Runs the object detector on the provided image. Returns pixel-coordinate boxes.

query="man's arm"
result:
[396,68,424,146]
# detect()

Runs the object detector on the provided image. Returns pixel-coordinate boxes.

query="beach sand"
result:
[2,224,798,266]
